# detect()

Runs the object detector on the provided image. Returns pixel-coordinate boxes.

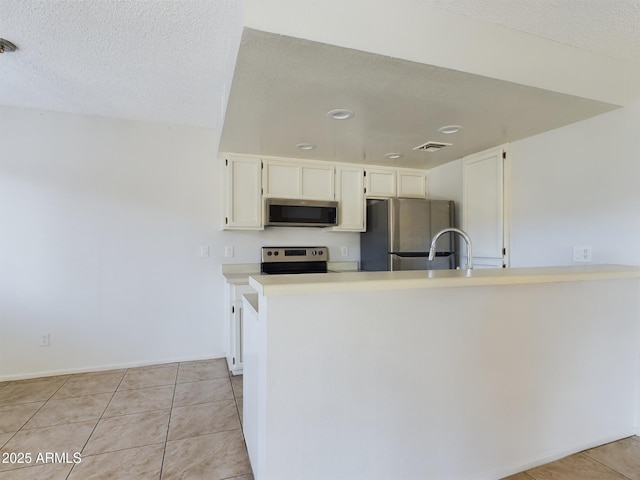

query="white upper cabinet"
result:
[222,153,430,231]
[223,155,263,230]
[333,165,365,232]
[264,159,334,200]
[397,169,428,198]
[264,160,299,197]
[365,167,397,197]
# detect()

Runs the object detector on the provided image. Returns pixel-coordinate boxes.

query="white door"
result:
[462,145,509,268]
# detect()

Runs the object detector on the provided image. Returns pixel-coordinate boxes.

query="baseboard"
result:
[0,352,226,382]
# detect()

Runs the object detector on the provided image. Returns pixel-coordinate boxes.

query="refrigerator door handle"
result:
[389,253,398,271]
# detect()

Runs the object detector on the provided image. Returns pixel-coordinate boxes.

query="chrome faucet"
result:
[428,227,473,269]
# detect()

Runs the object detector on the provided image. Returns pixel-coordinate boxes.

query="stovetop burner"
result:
[261,247,328,274]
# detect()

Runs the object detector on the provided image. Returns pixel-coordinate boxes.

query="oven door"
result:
[261,261,328,274]
[265,198,338,227]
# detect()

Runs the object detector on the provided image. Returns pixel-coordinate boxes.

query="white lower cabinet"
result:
[227,283,255,375]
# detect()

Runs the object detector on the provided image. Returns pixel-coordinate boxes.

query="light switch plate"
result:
[224,246,234,258]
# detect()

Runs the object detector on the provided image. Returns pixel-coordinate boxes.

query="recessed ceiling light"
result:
[327,109,354,120]
[384,153,402,159]
[0,38,18,54]
[296,143,316,151]
[437,125,463,135]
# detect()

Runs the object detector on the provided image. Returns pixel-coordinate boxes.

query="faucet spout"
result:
[428,227,473,269]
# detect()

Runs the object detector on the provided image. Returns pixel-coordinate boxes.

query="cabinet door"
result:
[264,160,334,200]
[264,160,301,198]
[301,163,334,200]
[333,166,365,232]
[229,284,255,375]
[463,146,508,268]
[224,156,263,230]
[397,169,427,198]
[365,168,397,197]
[232,299,244,373]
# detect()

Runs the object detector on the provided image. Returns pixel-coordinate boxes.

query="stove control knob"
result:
[312,250,317,256]
[318,250,324,256]
[267,251,272,256]
[274,251,279,256]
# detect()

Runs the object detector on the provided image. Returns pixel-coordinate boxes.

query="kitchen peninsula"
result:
[244,265,640,480]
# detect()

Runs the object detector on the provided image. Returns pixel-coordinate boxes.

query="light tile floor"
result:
[3,360,638,480]
[0,359,252,480]
[503,435,640,480]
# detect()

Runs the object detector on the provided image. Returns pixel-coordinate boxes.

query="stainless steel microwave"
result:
[265,198,338,227]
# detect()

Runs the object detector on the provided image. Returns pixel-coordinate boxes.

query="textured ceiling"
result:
[1,0,638,160]
[419,0,640,60]
[0,0,242,128]
[220,29,618,170]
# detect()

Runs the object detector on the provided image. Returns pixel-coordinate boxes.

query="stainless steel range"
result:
[261,246,328,274]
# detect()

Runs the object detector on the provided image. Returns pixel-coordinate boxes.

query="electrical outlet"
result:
[40,333,50,347]
[341,246,349,257]
[200,246,210,258]
[573,246,592,263]
[224,246,234,258]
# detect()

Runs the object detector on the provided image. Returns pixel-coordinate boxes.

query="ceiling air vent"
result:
[413,141,452,153]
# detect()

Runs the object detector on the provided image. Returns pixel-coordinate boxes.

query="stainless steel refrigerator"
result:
[360,198,456,271]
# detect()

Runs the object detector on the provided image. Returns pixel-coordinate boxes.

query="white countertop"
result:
[248,264,640,296]
[222,261,358,285]
[223,272,261,285]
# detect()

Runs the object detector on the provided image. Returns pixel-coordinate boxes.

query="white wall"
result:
[251,277,639,479]
[428,101,640,268]
[0,108,219,378]
[244,0,638,105]
[510,101,640,267]
[0,107,360,380]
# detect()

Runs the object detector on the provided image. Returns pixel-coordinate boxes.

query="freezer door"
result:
[390,254,427,271]
[390,253,453,271]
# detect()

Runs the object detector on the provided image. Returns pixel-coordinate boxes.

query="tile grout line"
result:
[65,368,128,480]
[580,450,634,480]
[228,362,253,479]
[0,375,72,470]
[158,363,180,480]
